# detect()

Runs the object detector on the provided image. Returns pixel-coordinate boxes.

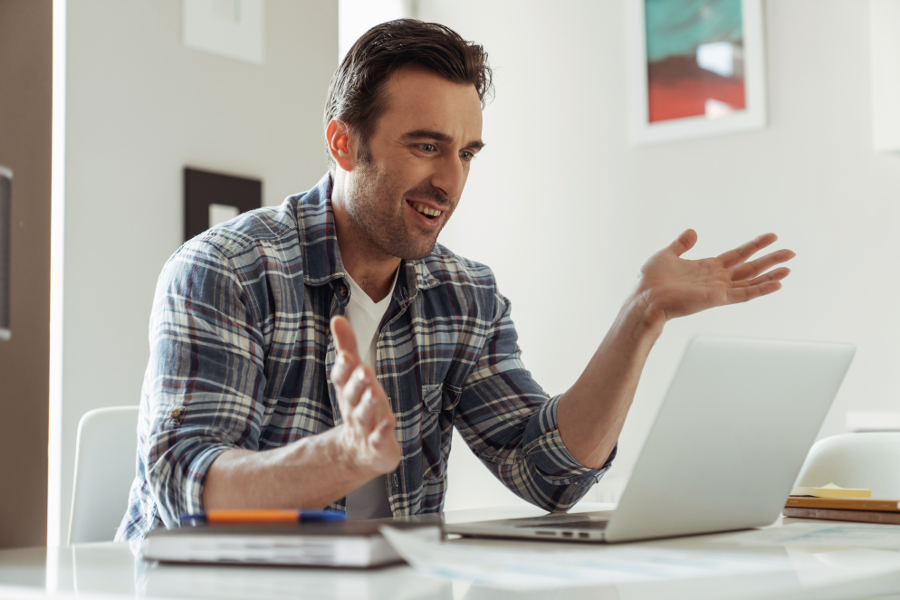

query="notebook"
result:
[140,519,440,567]
[782,507,900,525]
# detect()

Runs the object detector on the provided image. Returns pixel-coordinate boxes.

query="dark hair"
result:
[324,19,493,165]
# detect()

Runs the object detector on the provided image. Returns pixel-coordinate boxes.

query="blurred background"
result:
[0,0,898,549]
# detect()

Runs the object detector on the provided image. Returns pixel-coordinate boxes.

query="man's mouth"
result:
[408,200,443,220]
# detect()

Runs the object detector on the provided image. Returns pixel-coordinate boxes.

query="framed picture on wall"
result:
[628,0,767,144]
[184,167,262,242]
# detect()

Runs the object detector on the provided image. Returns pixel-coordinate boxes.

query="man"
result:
[117,19,794,540]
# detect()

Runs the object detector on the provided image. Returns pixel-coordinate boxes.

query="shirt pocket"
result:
[420,383,459,482]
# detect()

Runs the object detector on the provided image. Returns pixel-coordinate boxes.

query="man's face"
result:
[340,67,484,261]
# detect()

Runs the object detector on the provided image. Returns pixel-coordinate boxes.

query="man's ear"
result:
[326,119,355,172]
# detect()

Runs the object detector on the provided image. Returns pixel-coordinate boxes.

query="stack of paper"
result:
[379,526,787,591]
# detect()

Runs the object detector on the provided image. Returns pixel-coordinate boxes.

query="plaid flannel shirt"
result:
[117,174,613,541]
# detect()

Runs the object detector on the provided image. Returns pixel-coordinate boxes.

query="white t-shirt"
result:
[343,270,397,519]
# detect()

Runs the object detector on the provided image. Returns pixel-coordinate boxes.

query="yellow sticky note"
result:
[790,483,871,498]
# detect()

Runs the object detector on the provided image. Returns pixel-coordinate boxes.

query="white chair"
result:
[68,406,140,544]
[794,432,900,499]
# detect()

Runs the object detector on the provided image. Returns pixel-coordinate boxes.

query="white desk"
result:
[2,504,900,600]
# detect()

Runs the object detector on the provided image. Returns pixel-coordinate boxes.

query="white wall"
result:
[339,0,414,59]
[420,0,900,508]
[52,0,900,535]
[54,0,337,545]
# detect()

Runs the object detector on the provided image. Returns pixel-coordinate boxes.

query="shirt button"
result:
[338,285,348,297]
[170,407,183,419]
[326,327,331,337]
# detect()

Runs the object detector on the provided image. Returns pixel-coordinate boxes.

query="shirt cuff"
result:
[160,443,232,528]
[523,394,617,485]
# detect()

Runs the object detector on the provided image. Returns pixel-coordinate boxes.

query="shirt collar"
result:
[295,173,441,293]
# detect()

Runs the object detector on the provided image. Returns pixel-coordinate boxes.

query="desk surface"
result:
[2,504,900,600]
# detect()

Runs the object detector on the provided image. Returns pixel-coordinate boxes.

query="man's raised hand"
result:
[329,316,401,480]
[635,230,795,327]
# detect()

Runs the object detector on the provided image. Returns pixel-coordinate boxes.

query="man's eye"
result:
[460,151,474,162]
[419,144,436,153]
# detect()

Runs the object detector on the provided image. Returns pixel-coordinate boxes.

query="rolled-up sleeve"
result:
[455,289,615,512]
[140,240,266,528]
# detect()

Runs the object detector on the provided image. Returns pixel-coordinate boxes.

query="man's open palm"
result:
[330,316,401,478]
[637,230,795,325]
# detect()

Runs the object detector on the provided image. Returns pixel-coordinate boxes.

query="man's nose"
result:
[430,154,465,201]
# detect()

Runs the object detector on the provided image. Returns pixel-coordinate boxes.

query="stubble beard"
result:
[345,159,451,261]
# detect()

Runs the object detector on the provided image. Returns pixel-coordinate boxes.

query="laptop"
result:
[446,337,855,543]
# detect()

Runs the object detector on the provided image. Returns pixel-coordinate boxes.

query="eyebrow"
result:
[401,129,485,152]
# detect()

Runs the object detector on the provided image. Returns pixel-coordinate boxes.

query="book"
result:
[140,519,441,567]
[789,483,871,498]
[785,497,900,512]
[783,506,900,525]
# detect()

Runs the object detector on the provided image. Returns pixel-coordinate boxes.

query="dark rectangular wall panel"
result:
[0,169,10,337]
[184,168,262,242]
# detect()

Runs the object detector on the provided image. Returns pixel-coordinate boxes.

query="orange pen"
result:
[180,509,346,524]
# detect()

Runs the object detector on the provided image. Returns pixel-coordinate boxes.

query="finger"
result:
[330,350,359,388]
[340,365,373,412]
[331,316,360,360]
[354,384,391,434]
[730,249,796,281]
[747,266,791,287]
[668,229,698,257]
[717,233,778,269]
[726,280,782,304]
[368,414,397,450]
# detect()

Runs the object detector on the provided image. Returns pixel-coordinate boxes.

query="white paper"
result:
[715,523,900,550]
[380,527,786,591]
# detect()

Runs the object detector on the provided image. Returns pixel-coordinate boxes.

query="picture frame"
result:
[628,0,767,145]
[184,167,262,242]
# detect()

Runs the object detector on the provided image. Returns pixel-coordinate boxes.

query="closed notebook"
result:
[782,507,900,525]
[140,520,441,568]
[785,497,900,512]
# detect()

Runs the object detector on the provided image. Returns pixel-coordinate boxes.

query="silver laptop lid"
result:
[445,337,854,544]
[604,337,854,542]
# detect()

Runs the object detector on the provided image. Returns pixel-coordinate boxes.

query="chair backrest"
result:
[68,406,139,545]
[794,432,900,499]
